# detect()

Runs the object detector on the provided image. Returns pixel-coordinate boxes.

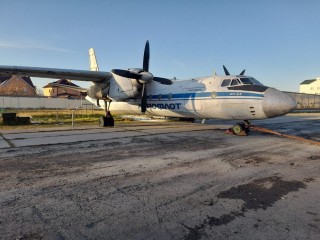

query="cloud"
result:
[0,40,71,52]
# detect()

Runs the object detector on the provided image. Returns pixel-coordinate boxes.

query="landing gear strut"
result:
[225,120,251,136]
[99,100,114,127]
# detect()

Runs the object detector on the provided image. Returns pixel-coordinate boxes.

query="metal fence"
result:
[284,92,320,110]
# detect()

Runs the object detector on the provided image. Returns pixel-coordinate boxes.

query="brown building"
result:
[43,79,86,99]
[0,75,36,96]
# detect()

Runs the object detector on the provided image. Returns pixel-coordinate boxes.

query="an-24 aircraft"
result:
[0,41,296,135]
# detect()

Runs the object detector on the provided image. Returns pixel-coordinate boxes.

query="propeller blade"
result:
[143,41,150,72]
[153,77,173,85]
[223,65,230,75]
[141,84,147,113]
[112,69,140,79]
[239,69,246,75]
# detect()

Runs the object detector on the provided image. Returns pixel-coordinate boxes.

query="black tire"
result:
[99,116,114,127]
[233,123,245,134]
[179,118,195,122]
[99,117,105,127]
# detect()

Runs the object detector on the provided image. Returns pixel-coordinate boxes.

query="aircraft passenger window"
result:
[168,93,172,100]
[149,95,152,100]
[158,94,162,100]
[221,79,231,87]
[231,79,240,86]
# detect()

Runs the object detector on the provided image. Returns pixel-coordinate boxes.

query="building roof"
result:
[0,75,35,88]
[0,76,9,84]
[300,79,317,85]
[43,79,80,88]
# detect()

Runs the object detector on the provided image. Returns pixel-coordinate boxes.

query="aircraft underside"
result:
[86,96,268,120]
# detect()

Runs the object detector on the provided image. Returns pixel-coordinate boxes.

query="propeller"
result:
[223,65,246,76]
[112,41,172,113]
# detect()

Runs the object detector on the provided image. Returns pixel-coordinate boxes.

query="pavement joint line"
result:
[251,125,320,146]
[0,132,16,148]
[4,128,133,140]
[3,125,209,141]
[123,126,223,137]
[8,132,151,148]
[2,127,223,149]
[0,122,190,135]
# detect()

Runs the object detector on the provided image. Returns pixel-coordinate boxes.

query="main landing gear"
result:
[99,100,114,127]
[225,120,251,136]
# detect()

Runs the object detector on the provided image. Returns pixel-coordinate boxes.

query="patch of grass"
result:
[0,109,161,130]
[0,109,133,129]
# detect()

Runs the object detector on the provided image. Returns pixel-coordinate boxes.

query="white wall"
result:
[0,96,99,109]
[299,79,320,94]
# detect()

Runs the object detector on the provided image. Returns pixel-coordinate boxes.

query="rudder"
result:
[89,48,99,71]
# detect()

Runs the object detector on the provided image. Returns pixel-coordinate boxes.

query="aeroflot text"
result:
[139,103,182,110]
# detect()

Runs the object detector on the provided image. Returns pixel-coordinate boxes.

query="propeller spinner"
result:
[112,41,172,113]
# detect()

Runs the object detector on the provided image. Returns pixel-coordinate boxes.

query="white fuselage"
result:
[86,75,281,120]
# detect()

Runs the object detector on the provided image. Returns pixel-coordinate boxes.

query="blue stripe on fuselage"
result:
[217,92,263,97]
[149,91,263,100]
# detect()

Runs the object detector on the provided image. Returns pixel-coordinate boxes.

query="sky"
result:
[0,0,320,92]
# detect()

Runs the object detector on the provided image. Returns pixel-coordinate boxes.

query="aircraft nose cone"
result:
[263,88,297,118]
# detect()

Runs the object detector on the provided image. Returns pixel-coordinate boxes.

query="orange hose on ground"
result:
[250,126,320,146]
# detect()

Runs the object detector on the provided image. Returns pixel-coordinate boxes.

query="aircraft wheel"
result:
[99,117,106,127]
[99,116,114,127]
[232,123,245,135]
[179,118,195,122]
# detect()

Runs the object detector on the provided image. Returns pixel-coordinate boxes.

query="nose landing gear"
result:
[225,120,251,136]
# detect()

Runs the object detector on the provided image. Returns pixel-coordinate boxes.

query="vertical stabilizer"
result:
[89,48,99,71]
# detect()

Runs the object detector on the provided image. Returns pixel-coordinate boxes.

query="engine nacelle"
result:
[87,82,110,100]
[87,74,141,101]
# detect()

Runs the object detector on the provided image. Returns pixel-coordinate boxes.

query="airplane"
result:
[0,41,296,135]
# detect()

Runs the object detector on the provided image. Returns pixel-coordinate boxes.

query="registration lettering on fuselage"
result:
[138,103,182,110]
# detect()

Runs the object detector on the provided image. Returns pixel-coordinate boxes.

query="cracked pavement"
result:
[0,115,319,239]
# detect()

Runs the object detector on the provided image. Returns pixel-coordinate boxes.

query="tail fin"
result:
[89,48,99,71]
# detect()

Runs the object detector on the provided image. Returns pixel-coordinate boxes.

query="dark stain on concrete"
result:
[217,176,306,211]
[184,176,306,240]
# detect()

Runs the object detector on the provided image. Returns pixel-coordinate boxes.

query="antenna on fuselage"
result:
[223,65,246,76]
[213,70,217,76]
[239,69,246,75]
[223,65,230,75]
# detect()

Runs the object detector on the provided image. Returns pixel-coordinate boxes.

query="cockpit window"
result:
[239,78,252,85]
[221,79,231,87]
[231,79,240,86]
[250,78,263,85]
[222,77,263,87]
[239,77,263,86]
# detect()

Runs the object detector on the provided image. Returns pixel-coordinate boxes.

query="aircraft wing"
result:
[0,65,113,82]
